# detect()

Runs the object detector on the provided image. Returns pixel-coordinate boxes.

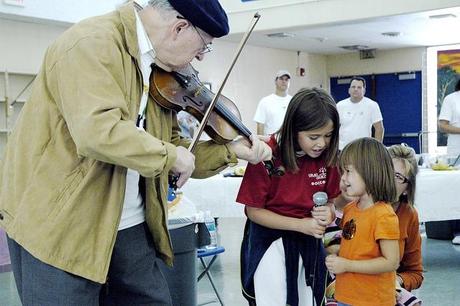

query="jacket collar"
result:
[118,3,141,63]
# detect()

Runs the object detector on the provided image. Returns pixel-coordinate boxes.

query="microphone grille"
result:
[313,191,328,206]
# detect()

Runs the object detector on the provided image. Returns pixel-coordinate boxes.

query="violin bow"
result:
[188,13,261,152]
[170,13,279,190]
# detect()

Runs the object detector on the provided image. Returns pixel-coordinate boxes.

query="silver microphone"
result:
[313,191,328,207]
[311,191,329,305]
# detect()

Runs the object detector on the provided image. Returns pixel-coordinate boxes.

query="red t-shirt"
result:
[236,137,341,218]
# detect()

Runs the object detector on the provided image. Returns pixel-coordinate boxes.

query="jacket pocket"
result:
[0,209,13,230]
[48,167,85,219]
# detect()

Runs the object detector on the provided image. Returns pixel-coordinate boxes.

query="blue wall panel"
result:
[330,72,422,152]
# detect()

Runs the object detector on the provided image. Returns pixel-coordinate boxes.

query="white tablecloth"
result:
[181,169,460,222]
[180,175,245,218]
[415,168,460,222]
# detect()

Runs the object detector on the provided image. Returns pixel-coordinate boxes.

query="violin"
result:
[149,64,284,177]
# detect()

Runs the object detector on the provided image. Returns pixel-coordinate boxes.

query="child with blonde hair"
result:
[388,144,423,306]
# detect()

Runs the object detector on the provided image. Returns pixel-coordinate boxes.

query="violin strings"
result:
[181,77,253,138]
[215,101,252,137]
[198,83,253,137]
[175,71,281,176]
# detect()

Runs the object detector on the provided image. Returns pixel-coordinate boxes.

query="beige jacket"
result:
[0,4,236,283]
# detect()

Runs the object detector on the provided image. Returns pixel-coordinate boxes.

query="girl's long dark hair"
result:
[277,88,340,173]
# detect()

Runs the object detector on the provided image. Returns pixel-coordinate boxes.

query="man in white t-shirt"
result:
[253,70,292,135]
[337,76,384,150]
[439,79,460,155]
[438,79,460,246]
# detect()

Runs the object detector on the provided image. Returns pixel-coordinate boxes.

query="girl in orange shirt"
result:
[325,137,400,306]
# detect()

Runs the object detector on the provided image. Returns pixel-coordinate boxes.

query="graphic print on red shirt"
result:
[236,135,341,218]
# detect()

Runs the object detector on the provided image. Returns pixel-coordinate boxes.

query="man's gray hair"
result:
[145,0,179,19]
[147,0,175,11]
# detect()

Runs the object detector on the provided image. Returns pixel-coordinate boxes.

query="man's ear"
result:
[173,18,189,35]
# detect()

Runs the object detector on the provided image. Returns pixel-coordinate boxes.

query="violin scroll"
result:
[263,159,285,177]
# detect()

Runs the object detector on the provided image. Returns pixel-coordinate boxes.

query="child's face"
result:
[393,158,409,198]
[297,120,334,159]
[341,164,367,198]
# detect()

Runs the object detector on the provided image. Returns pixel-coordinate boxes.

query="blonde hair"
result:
[387,144,418,206]
[340,138,397,203]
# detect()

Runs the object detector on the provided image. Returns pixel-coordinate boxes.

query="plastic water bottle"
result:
[204,211,217,249]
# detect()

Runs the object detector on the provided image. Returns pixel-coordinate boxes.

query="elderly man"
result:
[0,1,271,305]
[337,76,384,150]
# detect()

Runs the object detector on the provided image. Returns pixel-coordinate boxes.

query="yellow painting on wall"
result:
[437,49,460,146]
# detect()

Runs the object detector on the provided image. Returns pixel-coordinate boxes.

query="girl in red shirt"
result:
[237,88,341,306]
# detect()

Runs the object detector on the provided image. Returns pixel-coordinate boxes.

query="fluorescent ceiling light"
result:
[429,13,456,19]
[339,45,369,51]
[266,32,295,38]
[381,31,402,37]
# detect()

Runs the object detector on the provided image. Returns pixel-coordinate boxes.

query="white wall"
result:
[0,17,327,157]
[193,42,327,133]
[3,0,460,34]
[326,47,425,77]
[0,1,436,156]
[220,0,460,33]
[0,0,123,25]
[0,18,68,73]
[0,18,69,157]
[0,13,428,152]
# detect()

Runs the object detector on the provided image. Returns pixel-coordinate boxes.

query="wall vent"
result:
[359,49,376,59]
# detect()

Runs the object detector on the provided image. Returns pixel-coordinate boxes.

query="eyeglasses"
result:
[193,26,213,54]
[394,172,409,184]
[342,218,356,240]
[177,16,213,55]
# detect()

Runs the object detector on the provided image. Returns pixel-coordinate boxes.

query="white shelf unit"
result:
[0,71,36,157]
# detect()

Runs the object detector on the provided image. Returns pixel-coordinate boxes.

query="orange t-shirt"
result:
[335,201,400,306]
[396,203,423,291]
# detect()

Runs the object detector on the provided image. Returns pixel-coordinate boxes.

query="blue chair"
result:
[197,246,225,306]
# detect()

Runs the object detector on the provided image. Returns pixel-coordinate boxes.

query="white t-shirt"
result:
[337,97,383,150]
[118,10,155,230]
[253,93,292,135]
[439,91,460,154]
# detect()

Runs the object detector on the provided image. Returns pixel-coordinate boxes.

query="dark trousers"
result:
[7,222,172,306]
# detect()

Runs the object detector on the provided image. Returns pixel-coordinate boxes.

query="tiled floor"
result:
[197,218,460,306]
[1,218,460,305]
[0,271,20,306]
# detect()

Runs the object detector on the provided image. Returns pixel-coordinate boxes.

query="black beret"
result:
[169,0,229,38]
